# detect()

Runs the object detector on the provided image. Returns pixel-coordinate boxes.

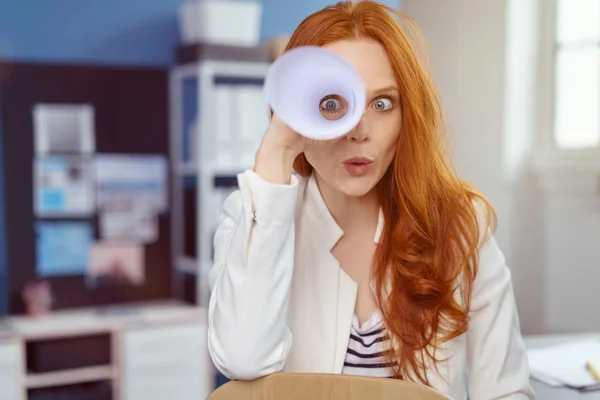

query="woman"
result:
[207,1,534,399]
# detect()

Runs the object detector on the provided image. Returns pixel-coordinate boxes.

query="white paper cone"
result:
[264,46,366,141]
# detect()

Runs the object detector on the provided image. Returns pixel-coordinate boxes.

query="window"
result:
[553,0,600,149]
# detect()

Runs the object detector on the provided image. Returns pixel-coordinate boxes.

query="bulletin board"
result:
[0,61,174,315]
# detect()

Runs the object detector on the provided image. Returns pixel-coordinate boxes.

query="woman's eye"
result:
[319,95,348,120]
[373,98,393,111]
[320,97,341,111]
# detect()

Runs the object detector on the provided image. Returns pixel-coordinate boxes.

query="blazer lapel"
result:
[332,209,384,372]
[333,269,357,372]
[292,175,358,373]
[290,175,388,374]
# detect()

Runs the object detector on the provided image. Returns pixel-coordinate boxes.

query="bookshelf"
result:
[169,58,271,308]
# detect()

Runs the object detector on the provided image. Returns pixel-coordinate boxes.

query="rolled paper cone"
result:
[263,46,366,141]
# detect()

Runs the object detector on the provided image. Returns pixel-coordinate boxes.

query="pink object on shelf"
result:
[22,280,53,316]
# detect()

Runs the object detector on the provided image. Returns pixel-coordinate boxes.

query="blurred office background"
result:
[0,0,598,399]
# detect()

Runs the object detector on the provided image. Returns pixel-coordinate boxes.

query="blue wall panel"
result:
[0,0,401,66]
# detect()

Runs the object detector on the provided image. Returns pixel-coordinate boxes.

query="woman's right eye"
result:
[319,95,348,120]
[320,98,340,111]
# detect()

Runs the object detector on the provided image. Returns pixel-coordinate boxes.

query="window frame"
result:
[533,0,600,171]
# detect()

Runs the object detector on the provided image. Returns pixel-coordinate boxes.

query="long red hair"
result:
[285,0,496,385]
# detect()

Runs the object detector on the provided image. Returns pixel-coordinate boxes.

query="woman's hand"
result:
[264,113,307,155]
[254,113,306,185]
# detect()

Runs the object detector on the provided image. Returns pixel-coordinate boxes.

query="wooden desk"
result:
[525,333,600,400]
[0,301,212,400]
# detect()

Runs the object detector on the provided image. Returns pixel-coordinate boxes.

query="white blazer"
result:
[207,169,534,400]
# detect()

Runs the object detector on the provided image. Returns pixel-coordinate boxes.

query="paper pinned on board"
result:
[528,339,600,390]
[86,242,144,287]
[33,103,95,155]
[100,211,158,244]
[95,154,167,214]
[34,156,95,217]
[36,221,94,277]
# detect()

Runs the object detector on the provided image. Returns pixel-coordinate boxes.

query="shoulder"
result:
[471,197,503,269]
[452,197,505,307]
[470,196,496,245]
[469,198,510,307]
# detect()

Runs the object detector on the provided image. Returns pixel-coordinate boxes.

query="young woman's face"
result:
[304,38,402,198]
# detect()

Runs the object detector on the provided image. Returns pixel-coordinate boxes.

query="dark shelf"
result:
[26,333,111,373]
[28,380,112,400]
[176,42,272,65]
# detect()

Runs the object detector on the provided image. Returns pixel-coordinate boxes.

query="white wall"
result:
[402,0,600,334]
[400,0,510,250]
[541,178,600,332]
[502,0,545,334]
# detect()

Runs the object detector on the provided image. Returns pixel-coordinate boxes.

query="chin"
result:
[334,176,378,197]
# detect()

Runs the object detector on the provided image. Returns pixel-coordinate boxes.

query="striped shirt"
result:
[341,310,399,378]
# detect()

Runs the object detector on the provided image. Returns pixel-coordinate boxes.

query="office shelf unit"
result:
[169,59,271,308]
[0,301,210,400]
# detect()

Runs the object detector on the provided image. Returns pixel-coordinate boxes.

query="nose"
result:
[346,113,370,143]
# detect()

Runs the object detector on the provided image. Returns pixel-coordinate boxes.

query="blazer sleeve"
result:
[466,224,535,399]
[207,169,299,380]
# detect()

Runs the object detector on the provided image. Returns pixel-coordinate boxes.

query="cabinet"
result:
[0,338,23,400]
[121,323,209,400]
[0,301,211,399]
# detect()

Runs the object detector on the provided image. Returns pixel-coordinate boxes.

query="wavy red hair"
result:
[284,0,496,385]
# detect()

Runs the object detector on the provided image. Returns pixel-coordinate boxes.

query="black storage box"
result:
[26,333,111,373]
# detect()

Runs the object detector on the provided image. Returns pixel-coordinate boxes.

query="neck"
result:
[315,173,380,235]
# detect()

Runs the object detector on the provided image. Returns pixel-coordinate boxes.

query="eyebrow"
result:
[367,85,399,97]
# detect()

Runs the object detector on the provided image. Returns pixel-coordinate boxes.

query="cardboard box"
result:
[207,373,450,400]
